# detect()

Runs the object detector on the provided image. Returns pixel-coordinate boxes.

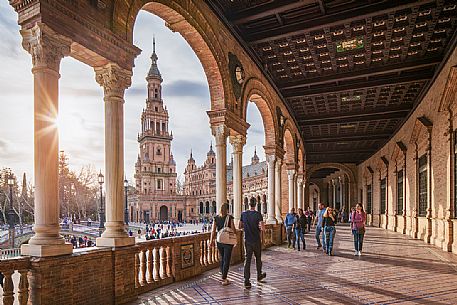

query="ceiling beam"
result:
[299,106,410,125]
[307,149,375,155]
[304,133,391,143]
[246,0,434,44]
[231,0,312,25]
[285,74,431,98]
[281,59,439,91]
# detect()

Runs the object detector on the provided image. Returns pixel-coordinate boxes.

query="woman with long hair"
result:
[210,203,235,285]
[322,207,337,255]
[351,203,366,256]
[294,208,307,251]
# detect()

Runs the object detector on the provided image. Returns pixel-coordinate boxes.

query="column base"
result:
[96,236,135,248]
[21,243,73,257]
[276,217,283,224]
[266,218,277,225]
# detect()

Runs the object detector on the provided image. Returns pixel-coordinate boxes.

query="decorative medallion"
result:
[228,52,244,99]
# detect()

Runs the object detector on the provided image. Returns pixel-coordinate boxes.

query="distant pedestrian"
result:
[304,207,313,232]
[351,203,366,256]
[285,208,297,249]
[239,200,266,288]
[322,207,337,256]
[313,203,326,250]
[210,203,236,286]
[294,208,306,251]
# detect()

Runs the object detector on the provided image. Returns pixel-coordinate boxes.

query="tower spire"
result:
[147,35,162,80]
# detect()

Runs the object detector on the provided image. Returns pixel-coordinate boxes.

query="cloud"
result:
[61,87,102,98]
[164,80,209,98]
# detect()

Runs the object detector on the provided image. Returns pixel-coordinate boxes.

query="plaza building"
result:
[130,44,269,223]
[3,1,457,304]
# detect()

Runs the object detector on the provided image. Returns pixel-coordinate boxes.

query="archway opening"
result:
[159,205,168,221]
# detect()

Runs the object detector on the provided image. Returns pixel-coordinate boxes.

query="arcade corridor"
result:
[132,225,457,305]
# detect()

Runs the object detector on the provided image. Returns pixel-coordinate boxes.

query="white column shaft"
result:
[275,159,283,223]
[288,170,295,211]
[213,125,228,213]
[297,179,303,210]
[230,135,244,223]
[266,155,277,224]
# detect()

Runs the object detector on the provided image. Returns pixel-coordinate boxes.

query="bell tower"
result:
[135,38,177,196]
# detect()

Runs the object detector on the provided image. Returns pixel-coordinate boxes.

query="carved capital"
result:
[287,169,296,179]
[95,63,132,99]
[20,23,71,72]
[211,124,229,145]
[229,135,246,152]
[266,154,276,164]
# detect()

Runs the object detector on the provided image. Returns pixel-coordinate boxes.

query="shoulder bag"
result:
[216,215,237,246]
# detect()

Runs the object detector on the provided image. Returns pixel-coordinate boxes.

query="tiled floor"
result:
[131,225,457,305]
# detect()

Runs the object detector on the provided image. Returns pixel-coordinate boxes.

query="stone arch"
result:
[241,77,278,147]
[116,0,228,110]
[306,163,356,184]
[283,127,296,166]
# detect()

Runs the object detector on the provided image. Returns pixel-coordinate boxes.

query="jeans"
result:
[286,226,295,248]
[352,229,364,252]
[315,225,326,249]
[295,229,305,250]
[324,226,336,254]
[244,241,262,282]
[217,243,233,279]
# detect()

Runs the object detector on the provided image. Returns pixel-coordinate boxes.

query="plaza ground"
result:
[132,225,457,305]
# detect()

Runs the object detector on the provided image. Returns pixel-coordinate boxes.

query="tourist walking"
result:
[351,203,366,256]
[239,200,267,288]
[322,207,337,255]
[313,203,326,250]
[210,203,236,286]
[294,208,306,251]
[305,207,313,233]
[285,208,297,249]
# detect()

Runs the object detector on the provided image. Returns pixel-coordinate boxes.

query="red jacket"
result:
[351,211,366,230]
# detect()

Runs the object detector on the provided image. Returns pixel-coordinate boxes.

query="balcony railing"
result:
[0,224,285,304]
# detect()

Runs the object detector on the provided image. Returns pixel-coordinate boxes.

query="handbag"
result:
[357,226,366,235]
[216,215,237,246]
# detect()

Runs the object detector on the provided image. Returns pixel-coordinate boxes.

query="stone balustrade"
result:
[0,256,30,305]
[0,224,285,304]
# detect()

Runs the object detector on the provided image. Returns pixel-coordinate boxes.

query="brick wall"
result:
[357,46,457,254]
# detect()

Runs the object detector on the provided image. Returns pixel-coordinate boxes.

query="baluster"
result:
[160,246,167,279]
[18,269,29,305]
[2,270,14,305]
[140,250,147,285]
[202,240,207,266]
[214,242,218,263]
[153,247,160,281]
[200,240,204,265]
[166,246,172,278]
[134,252,140,287]
[146,248,153,283]
[207,239,213,264]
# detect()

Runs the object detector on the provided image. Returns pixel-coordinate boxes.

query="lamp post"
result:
[7,174,15,249]
[98,171,105,236]
[124,177,129,225]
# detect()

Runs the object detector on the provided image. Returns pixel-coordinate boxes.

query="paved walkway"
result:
[131,225,457,305]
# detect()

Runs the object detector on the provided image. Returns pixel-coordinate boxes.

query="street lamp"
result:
[124,177,129,225]
[7,174,15,249]
[98,171,105,236]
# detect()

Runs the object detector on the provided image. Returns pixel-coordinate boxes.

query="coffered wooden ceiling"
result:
[206,0,457,164]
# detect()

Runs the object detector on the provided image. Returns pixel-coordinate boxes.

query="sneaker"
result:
[244,281,252,289]
[222,279,229,286]
[358,251,362,256]
[287,244,291,249]
[354,251,358,256]
[297,248,300,251]
[257,272,266,282]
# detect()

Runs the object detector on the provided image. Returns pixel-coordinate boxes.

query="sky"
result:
[0,5,266,184]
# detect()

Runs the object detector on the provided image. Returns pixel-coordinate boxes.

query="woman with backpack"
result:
[351,203,366,256]
[210,203,236,286]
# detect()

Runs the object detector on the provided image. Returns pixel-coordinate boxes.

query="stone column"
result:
[20,23,73,257]
[332,179,337,208]
[275,158,283,223]
[229,135,245,224]
[297,176,303,210]
[288,170,295,211]
[266,155,277,224]
[95,63,134,247]
[212,125,229,213]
